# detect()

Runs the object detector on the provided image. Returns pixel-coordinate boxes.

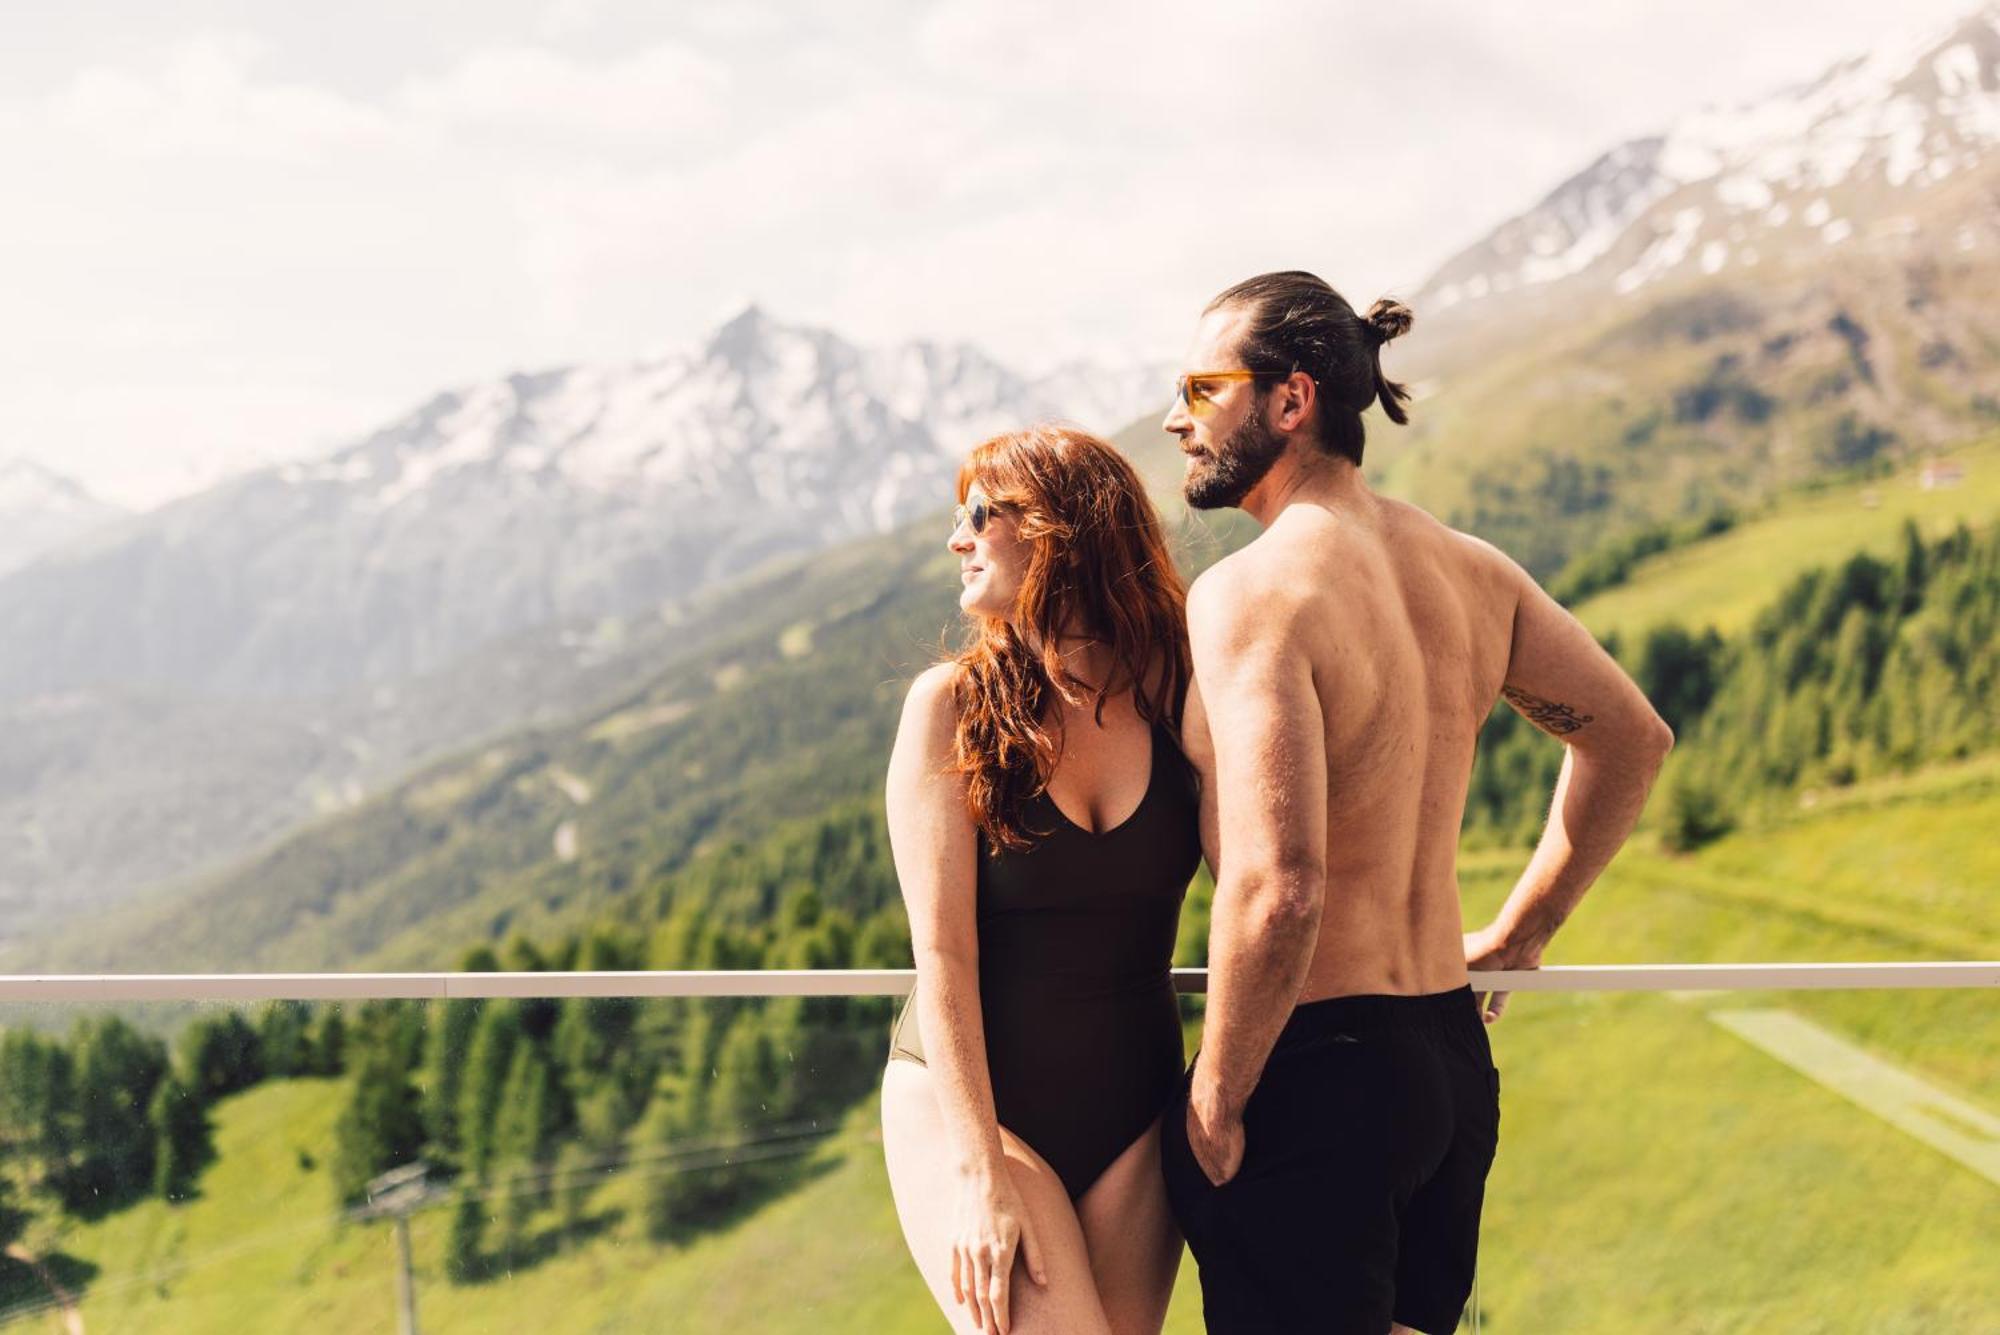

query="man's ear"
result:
[1273,371,1316,433]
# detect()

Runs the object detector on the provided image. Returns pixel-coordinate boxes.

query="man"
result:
[1159,271,1675,1334]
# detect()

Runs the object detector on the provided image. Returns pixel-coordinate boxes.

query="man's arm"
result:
[1184,567,1327,1178]
[1180,671,1222,883]
[1467,557,1676,1015]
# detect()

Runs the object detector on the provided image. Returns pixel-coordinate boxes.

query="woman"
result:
[880,424,1202,1335]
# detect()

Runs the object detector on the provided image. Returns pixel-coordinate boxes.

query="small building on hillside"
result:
[1919,459,1965,490]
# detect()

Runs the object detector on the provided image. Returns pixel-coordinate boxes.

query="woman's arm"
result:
[888,663,1007,1181]
[887,663,1048,1329]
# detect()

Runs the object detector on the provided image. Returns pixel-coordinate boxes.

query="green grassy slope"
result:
[19,761,1995,1332]
[1573,432,2000,643]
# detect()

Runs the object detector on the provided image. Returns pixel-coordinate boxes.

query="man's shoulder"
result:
[1190,542,1279,603]
[1379,497,1528,588]
[1187,545,1310,641]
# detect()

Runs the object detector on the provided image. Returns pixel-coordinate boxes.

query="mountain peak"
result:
[0,457,126,576]
[701,300,805,370]
[716,299,768,330]
[0,456,113,514]
[1418,4,2000,319]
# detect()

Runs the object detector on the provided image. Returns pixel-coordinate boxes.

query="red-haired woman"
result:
[880,425,1202,1334]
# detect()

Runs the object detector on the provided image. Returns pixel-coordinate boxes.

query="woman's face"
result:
[949,484,1030,621]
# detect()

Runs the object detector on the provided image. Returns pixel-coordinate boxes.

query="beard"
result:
[1183,410,1286,510]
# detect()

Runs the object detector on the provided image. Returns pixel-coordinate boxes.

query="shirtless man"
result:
[1158,271,1675,1334]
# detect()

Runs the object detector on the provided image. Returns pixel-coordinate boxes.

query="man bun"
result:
[1364,297,1414,347]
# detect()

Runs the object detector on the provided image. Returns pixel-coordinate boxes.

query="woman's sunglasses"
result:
[1173,368,1294,421]
[952,492,999,536]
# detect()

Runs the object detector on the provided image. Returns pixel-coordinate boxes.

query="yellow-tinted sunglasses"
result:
[1172,369,1293,420]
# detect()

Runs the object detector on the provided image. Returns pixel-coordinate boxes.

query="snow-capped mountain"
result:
[0,458,126,576]
[1418,4,2000,319]
[0,307,1167,701]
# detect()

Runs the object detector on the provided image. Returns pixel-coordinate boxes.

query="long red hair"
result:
[947,425,1191,852]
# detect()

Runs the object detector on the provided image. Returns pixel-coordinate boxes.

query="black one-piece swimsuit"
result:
[888,717,1203,1201]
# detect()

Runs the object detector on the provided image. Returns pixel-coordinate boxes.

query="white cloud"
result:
[400,43,731,150]
[0,0,1984,508]
[52,33,392,159]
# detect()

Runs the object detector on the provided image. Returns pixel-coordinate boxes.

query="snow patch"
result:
[1933,43,1980,98]
[1716,174,1774,211]
[1614,207,1705,294]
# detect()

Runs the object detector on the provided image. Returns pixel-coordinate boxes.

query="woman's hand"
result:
[949,1171,1047,1333]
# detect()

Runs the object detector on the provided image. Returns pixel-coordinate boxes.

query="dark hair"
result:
[1204,270,1413,466]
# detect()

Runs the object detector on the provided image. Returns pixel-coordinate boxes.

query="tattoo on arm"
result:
[1503,686,1595,736]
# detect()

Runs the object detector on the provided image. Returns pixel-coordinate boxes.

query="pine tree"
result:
[309,1008,348,1076]
[491,1044,563,1260]
[66,1015,167,1209]
[0,1173,25,1251]
[554,1141,596,1246]
[637,1078,700,1244]
[178,1011,263,1099]
[0,1030,77,1195]
[712,1018,782,1140]
[256,1002,312,1078]
[457,1003,522,1178]
[493,1047,561,1176]
[444,1187,487,1284]
[422,999,484,1157]
[330,1050,426,1206]
[150,1075,209,1201]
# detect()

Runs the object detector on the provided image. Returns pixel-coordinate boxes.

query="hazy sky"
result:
[1,0,1979,507]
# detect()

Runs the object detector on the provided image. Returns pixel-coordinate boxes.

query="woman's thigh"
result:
[1075,1115,1182,1335]
[880,1061,1111,1334]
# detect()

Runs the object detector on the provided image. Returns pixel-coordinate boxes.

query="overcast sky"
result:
[1,0,1978,508]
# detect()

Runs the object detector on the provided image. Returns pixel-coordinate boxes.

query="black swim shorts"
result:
[1161,985,1501,1334]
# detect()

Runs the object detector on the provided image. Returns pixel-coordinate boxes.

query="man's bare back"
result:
[1205,487,1518,1001]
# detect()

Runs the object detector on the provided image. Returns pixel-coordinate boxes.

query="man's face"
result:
[1163,307,1286,511]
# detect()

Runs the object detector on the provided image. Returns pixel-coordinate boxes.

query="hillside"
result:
[1571,430,2000,641]
[21,422,1220,977]
[9,762,1994,1332]
[32,403,1999,979]
[0,309,1166,946]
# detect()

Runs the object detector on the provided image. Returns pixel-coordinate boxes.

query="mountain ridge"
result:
[0,457,126,577]
[1411,4,2000,346]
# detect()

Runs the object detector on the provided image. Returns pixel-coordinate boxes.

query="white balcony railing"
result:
[1,961,1995,1002]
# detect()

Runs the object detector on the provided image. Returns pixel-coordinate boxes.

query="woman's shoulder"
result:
[908,660,963,702]
[900,662,966,732]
